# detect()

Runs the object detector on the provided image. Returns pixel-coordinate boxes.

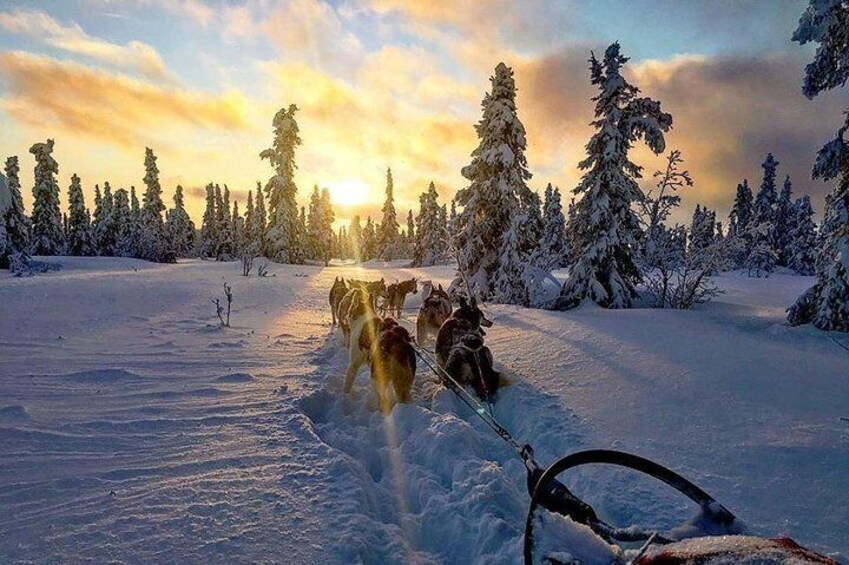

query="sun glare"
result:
[325,179,372,207]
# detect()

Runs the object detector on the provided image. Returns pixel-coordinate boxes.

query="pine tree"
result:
[216,184,234,260]
[165,185,196,257]
[29,139,65,255]
[406,209,415,258]
[253,182,267,256]
[96,183,116,256]
[728,179,754,236]
[557,43,672,309]
[261,104,302,263]
[231,199,244,257]
[754,153,779,235]
[775,175,795,265]
[362,216,376,262]
[66,174,94,256]
[413,182,446,267]
[1,155,31,269]
[536,184,568,269]
[307,185,322,260]
[377,167,400,260]
[787,195,818,275]
[137,148,168,261]
[112,188,134,257]
[454,62,535,301]
[128,186,142,257]
[200,183,218,258]
[349,215,363,263]
[319,187,335,265]
[243,189,256,251]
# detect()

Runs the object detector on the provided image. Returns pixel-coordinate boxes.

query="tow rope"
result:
[411,343,738,564]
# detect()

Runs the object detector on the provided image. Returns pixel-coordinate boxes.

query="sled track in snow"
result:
[294,313,691,564]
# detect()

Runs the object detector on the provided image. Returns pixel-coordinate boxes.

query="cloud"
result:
[629,52,849,217]
[0,51,251,148]
[0,8,170,80]
[503,46,849,221]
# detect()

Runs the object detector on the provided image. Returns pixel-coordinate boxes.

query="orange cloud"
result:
[0,51,251,148]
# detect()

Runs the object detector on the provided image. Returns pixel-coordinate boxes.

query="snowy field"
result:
[1,257,847,564]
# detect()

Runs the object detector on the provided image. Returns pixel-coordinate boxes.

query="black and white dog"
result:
[434,296,501,400]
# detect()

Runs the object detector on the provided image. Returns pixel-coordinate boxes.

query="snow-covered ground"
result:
[1,257,847,564]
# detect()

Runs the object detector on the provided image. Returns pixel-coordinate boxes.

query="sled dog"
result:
[369,317,416,411]
[435,296,500,400]
[329,276,348,326]
[416,284,452,346]
[383,278,418,318]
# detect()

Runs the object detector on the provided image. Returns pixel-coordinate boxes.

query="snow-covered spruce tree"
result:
[556,43,672,309]
[533,183,568,270]
[136,148,169,262]
[756,153,779,228]
[453,62,535,301]
[787,195,818,275]
[215,185,234,260]
[261,104,302,264]
[306,185,322,260]
[377,167,400,260]
[349,215,363,262]
[689,205,717,265]
[493,212,529,304]
[788,0,849,330]
[362,216,376,262]
[745,154,780,276]
[775,175,795,266]
[319,187,335,266]
[111,188,134,257]
[231,199,244,257]
[252,182,267,256]
[243,188,256,248]
[165,185,196,257]
[66,174,94,256]
[1,156,31,270]
[128,186,142,257]
[29,139,65,255]
[200,183,218,258]
[728,179,754,237]
[406,209,415,258]
[413,181,446,267]
[95,183,116,256]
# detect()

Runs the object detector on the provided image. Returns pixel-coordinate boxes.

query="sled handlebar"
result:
[524,449,736,564]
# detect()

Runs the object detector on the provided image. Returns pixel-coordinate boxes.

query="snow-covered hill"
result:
[0,258,846,563]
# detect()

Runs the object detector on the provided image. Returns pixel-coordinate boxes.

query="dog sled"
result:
[331,273,838,563]
[412,343,839,565]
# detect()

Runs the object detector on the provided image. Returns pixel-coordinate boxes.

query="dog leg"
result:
[344,350,363,393]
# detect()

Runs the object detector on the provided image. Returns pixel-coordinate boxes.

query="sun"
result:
[325,179,372,207]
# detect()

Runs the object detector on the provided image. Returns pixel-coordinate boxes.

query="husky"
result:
[342,294,416,412]
[337,287,375,346]
[434,296,500,400]
[416,284,452,346]
[383,277,417,318]
[343,289,381,392]
[329,276,348,326]
[369,318,416,411]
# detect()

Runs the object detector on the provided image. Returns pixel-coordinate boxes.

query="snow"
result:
[1,258,847,563]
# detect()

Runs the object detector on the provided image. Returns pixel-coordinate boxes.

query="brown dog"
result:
[369,318,416,411]
[416,284,452,346]
[329,276,348,326]
[383,277,417,318]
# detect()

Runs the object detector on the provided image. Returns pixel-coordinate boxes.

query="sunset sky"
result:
[1,0,847,227]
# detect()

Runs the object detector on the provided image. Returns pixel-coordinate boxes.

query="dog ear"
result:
[438,284,443,291]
